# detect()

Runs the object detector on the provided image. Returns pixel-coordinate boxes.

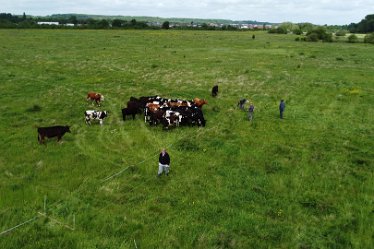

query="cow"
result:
[37,125,71,144]
[211,85,219,97]
[87,92,104,106]
[167,99,194,108]
[193,98,208,109]
[122,107,138,121]
[85,110,108,125]
[147,109,166,126]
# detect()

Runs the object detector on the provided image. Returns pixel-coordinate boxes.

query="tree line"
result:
[0,13,242,30]
[348,14,374,33]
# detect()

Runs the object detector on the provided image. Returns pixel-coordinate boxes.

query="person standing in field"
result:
[158,149,170,177]
[248,102,255,121]
[279,99,286,119]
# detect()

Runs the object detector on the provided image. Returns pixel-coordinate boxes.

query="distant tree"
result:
[69,15,78,25]
[348,14,374,33]
[112,19,123,28]
[305,27,333,42]
[298,22,314,33]
[364,33,374,43]
[335,30,348,36]
[22,12,26,20]
[201,23,208,29]
[347,34,359,43]
[162,21,170,29]
[293,27,303,35]
[97,19,109,28]
[268,26,287,34]
[131,19,137,26]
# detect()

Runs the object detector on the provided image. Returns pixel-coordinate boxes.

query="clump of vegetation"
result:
[305,27,333,42]
[364,33,374,44]
[268,26,287,34]
[335,30,348,36]
[347,34,359,43]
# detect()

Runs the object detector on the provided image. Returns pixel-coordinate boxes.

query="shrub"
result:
[306,27,333,42]
[364,33,374,44]
[293,28,303,35]
[335,30,348,36]
[347,34,359,43]
[306,32,319,42]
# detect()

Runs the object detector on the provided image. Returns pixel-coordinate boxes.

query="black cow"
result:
[37,125,71,144]
[122,107,138,121]
[212,85,219,97]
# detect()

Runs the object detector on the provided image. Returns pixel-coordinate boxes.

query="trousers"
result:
[158,163,170,175]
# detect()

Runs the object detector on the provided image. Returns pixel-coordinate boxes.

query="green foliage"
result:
[293,28,303,35]
[0,30,373,248]
[162,21,170,29]
[364,33,374,43]
[268,26,287,34]
[335,29,348,36]
[347,34,359,43]
[306,27,333,42]
[348,14,374,33]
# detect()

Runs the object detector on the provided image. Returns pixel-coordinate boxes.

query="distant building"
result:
[37,22,59,25]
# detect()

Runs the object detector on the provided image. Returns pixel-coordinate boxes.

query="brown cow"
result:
[87,92,104,106]
[193,98,208,109]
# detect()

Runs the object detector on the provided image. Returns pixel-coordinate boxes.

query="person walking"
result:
[279,99,286,119]
[248,103,255,121]
[158,148,170,177]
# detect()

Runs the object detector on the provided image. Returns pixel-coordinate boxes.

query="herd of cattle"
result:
[122,95,207,128]
[37,86,219,144]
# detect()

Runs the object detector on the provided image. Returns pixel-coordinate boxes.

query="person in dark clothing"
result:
[248,103,255,121]
[279,99,286,119]
[237,98,247,110]
[158,149,170,176]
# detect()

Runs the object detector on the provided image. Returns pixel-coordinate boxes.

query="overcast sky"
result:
[2,0,374,25]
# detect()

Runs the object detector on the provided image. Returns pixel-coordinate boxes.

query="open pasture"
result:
[0,29,373,248]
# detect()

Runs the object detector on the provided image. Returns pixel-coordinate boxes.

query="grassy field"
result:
[0,29,373,248]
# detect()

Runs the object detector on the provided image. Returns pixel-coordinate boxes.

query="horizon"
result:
[2,0,374,25]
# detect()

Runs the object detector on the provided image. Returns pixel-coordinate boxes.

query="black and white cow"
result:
[85,110,108,125]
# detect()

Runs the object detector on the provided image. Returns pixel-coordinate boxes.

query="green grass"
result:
[0,29,373,248]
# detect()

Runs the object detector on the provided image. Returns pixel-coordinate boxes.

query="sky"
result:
[2,0,374,25]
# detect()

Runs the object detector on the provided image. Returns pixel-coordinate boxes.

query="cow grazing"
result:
[193,98,208,109]
[122,107,138,121]
[211,85,219,97]
[85,110,108,125]
[87,92,104,106]
[37,125,71,144]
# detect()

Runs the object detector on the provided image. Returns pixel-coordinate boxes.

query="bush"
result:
[306,27,333,42]
[347,34,359,43]
[364,33,374,44]
[293,28,303,35]
[335,30,348,36]
[306,32,319,42]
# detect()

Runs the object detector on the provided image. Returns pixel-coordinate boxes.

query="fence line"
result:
[0,215,40,237]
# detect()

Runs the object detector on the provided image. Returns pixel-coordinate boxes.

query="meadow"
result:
[0,29,373,248]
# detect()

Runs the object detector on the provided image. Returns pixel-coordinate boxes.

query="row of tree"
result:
[348,15,374,33]
[0,13,243,30]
